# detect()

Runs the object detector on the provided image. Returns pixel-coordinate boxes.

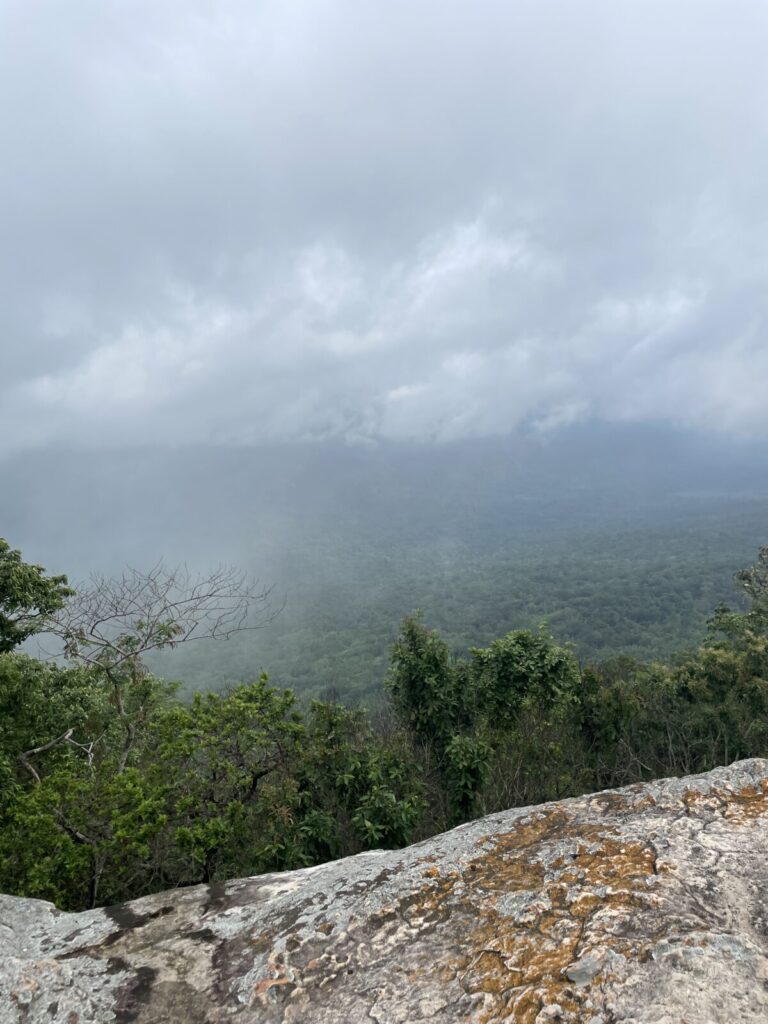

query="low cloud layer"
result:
[2,0,767,454]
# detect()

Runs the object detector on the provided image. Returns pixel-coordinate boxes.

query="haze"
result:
[2,1,767,698]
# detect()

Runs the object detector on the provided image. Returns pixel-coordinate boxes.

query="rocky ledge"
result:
[4,760,768,1023]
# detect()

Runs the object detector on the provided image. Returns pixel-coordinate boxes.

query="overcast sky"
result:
[2,0,767,456]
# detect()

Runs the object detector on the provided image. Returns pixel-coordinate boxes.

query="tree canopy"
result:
[0,539,72,653]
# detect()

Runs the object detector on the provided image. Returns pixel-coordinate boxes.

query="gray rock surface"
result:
[4,759,768,1023]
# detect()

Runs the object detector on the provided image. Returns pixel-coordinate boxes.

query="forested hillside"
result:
[7,428,768,702]
[160,512,764,702]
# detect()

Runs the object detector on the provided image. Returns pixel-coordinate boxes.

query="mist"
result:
[3,1,768,697]
[2,425,766,699]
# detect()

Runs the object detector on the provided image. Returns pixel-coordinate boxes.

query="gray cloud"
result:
[2,0,767,455]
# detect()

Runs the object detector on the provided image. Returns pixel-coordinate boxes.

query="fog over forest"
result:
[3,1,768,698]
[5,1,768,927]
[3,424,767,701]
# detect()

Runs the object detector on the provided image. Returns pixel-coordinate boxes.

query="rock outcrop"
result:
[4,759,768,1023]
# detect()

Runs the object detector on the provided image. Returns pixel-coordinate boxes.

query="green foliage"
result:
[0,659,423,908]
[444,734,492,820]
[470,626,581,724]
[0,539,72,652]
[0,782,92,906]
[299,701,424,854]
[0,654,108,764]
[144,676,304,885]
[581,658,688,784]
[157,505,768,703]
[387,619,583,821]
[579,547,768,787]
[5,541,768,915]
[387,614,469,749]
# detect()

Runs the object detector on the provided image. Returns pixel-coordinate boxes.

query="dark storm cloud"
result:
[2,0,767,454]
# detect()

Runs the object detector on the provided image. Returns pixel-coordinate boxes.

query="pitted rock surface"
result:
[4,759,768,1023]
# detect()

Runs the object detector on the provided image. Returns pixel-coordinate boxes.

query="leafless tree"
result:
[51,562,276,666]
[43,562,280,770]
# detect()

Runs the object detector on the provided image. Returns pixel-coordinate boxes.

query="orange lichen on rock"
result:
[252,975,292,1001]
[404,808,667,1023]
[7,760,768,1023]
[720,780,768,821]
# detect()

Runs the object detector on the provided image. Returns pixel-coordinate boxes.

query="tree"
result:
[386,616,492,825]
[0,539,72,653]
[0,653,108,778]
[297,701,424,857]
[386,613,471,751]
[735,546,768,619]
[709,546,768,645]
[387,617,587,823]
[470,626,581,726]
[0,558,280,907]
[47,561,277,771]
[138,676,304,891]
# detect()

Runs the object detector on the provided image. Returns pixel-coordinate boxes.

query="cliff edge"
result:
[4,759,768,1023]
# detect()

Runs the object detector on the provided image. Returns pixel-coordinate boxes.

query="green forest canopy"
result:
[2,537,768,912]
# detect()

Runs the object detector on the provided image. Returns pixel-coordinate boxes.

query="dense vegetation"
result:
[2,536,768,913]
[151,502,768,703]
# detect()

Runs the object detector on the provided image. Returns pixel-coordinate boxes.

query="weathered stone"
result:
[4,759,768,1022]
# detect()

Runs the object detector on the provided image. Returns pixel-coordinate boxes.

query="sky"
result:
[2,0,768,456]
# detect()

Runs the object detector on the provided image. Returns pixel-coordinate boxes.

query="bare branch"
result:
[53,809,96,847]
[18,728,75,785]
[66,733,104,769]
[48,562,280,673]
[37,561,281,774]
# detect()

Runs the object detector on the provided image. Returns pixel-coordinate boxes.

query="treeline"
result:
[2,538,768,912]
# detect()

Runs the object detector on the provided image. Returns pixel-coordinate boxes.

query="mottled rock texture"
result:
[4,760,768,1023]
